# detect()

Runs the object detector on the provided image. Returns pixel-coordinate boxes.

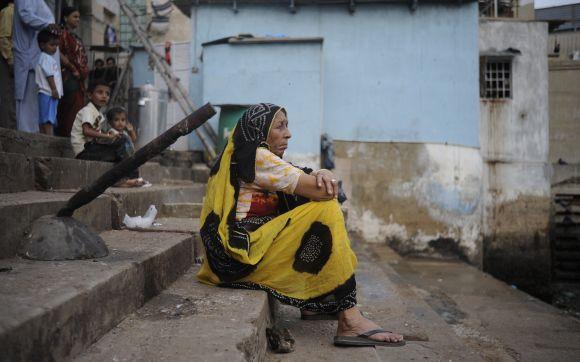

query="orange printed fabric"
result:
[236,147,303,220]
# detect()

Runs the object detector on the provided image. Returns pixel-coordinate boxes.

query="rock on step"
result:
[0,230,193,361]
[75,267,271,362]
[0,191,111,259]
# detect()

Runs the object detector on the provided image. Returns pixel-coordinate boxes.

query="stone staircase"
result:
[1,128,579,361]
[0,129,272,361]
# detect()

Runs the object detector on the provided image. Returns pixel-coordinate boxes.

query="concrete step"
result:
[192,163,210,183]
[367,243,580,361]
[33,155,198,191]
[0,191,112,259]
[127,217,202,264]
[0,151,205,194]
[0,152,35,193]
[160,202,203,218]
[140,162,195,184]
[108,184,205,229]
[0,230,194,361]
[75,267,271,362]
[0,127,74,158]
[265,240,479,361]
[0,184,205,258]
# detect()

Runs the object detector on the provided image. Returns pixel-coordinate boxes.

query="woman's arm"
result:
[294,172,338,201]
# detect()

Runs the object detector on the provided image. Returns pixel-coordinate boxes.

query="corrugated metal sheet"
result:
[536,5,580,32]
[193,0,476,4]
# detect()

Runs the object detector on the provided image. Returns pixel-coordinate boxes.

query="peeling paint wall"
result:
[334,141,483,265]
[479,20,551,295]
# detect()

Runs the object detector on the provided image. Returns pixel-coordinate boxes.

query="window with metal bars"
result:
[480,57,512,99]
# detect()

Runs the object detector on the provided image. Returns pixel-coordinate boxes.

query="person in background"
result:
[13,0,59,133]
[89,58,105,85]
[104,56,119,91]
[104,24,117,47]
[57,6,88,137]
[0,0,15,129]
[102,107,148,187]
[71,81,146,187]
[102,107,136,157]
[70,80,111,158]
[35,28,62,135]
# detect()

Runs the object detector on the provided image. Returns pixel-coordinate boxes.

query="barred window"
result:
[480,57,512,99]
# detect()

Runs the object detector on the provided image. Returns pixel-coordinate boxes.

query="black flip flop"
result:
[334,329,406,347]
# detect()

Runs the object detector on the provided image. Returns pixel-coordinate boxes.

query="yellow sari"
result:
[197,104,358,312]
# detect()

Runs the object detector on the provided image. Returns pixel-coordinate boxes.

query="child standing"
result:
[35,28,62,135]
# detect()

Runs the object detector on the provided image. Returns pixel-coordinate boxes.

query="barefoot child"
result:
[35,28,62,135]
[102,107,149,187]
[103,106,136,156]
[70,80,113,157]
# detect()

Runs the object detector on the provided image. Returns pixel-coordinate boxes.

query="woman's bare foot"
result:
[337,307,403,343]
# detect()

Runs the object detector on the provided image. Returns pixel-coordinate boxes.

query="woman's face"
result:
[266,110,291,158]
[65,11,81,29]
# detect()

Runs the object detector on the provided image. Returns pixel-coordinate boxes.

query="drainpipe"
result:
[494,0,498,17]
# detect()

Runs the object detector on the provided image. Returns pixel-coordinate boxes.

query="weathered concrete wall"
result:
[479,20,551,295]
[517,0,535,20]
[548,59,580,165]
[334,141,483,265]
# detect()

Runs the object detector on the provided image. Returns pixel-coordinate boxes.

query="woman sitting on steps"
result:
[197,103,404,347]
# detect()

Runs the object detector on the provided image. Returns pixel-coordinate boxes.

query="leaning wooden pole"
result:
[57,103,216,217]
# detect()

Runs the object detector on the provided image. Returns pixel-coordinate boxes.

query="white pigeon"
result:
[123,205,158,228]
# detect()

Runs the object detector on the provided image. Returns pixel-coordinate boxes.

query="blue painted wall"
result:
[190,3,480,149]
[202,42,323,155]
[131,48,154,87]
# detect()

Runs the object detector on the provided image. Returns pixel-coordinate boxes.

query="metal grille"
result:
[484,59,511,99]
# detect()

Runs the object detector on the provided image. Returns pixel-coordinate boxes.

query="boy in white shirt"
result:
[71,80,146,187]
[35,28,62,135]
[70,80,112,157]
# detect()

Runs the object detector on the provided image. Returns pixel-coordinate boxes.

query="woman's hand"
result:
[314,169,338,198]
